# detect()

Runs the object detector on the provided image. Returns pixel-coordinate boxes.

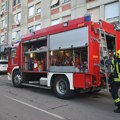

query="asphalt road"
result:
[0,74,119,120]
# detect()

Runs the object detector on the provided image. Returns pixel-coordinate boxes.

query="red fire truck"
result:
[7,16,120,99]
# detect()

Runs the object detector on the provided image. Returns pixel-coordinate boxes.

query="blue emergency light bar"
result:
[84,15,91,22]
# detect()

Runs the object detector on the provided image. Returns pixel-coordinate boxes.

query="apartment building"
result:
[0,0,120,59]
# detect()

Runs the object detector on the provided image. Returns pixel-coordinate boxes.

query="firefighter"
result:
[109,49,120,113]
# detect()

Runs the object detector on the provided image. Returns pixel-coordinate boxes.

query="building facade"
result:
[0,0,120,59]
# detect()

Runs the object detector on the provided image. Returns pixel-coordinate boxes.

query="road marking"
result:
[4,95,65,120]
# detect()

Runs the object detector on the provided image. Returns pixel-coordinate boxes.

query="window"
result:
[28,26,34,33]
[63,0,70,3]
[88,7,100,22]
[13,0,21,6]
[16,30,21,40]
[1,2,7,12]
[13,0,16,6]
[35,24,41,30]
[28,25,41,33]
[51,19,60,25]
[18,0,21,4]
[4,33,7,43]
[1,19,6,29]
[0,33,7,45]
[36,8,41,14]
[62,15,71,22]
[12,32,16,41]
[35,2,41,14]
[17,12,21,21]
[1,4,5,11]
[12,31,21,42]
[105,2,119,21]
[51,0,60,8]
[86,0,95,2]
[1,35,5,44]
[28,6,34,17]
[14,12,21,23]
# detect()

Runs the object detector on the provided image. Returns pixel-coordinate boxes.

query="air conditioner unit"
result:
[15,20,20,26]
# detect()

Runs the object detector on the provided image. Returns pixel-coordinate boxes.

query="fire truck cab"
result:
[7,16,120,99]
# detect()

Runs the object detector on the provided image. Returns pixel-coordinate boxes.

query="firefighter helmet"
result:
[116,50,120,59]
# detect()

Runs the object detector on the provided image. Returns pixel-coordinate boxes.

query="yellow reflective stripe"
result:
[116,62,119,75]
[111,60,120,82]
[114,78,120,82]
[115,62,120,81]
[112,60,114,64]
[114,98,120,103]
[112,60,115,72]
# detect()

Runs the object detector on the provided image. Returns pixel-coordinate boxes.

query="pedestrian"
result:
[108,49,120,113]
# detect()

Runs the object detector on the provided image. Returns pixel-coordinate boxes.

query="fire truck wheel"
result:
[53,76,74,99]
[12,70,22,88]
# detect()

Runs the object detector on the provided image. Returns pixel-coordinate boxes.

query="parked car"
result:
[0,60,8,73]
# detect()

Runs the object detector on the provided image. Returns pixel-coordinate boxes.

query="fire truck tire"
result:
[12,70,22,88]
[53,76,74,99]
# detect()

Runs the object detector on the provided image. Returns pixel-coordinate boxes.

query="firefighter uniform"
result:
[110,50,120,113]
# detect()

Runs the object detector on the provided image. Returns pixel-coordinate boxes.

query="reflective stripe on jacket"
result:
[114,98,120,103]
[112,60,120,82]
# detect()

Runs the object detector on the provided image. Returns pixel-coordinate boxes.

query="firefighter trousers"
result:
[110,82,120,107]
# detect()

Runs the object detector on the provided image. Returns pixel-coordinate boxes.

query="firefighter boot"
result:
[114,107,120,113]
